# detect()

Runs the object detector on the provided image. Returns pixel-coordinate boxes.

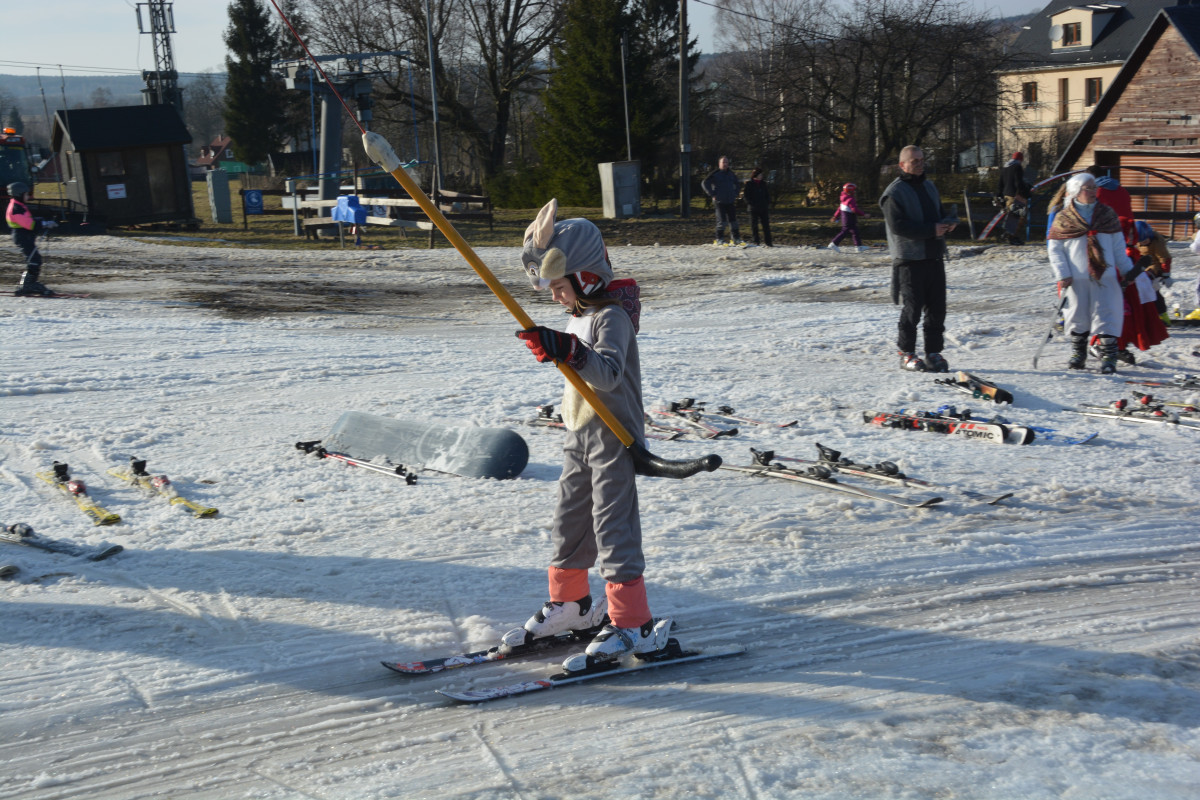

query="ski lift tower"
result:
[137,1,184,115]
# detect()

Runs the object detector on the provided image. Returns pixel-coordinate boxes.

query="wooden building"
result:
[51,105,196,227]
[1055,4,1200,236]
[998,0,1182,174]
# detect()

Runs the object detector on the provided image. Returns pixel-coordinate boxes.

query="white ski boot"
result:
[561,618,674,672]
[500,595,609,650]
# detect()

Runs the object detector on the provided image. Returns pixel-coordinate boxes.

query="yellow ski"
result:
[107,458,218,518]
[36,463,121,526]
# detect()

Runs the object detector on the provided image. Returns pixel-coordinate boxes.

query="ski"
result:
[650,406,738,439]
[1130,392,1199,412]
[750,445,1014,505]
[720,462,944,508]
[1125,374,1200,390]
[383,624,611,676]
[295,441,418,484]
[1069,403,1200,430]
[933,371,1014,404]
[436,639,745,703]
[1,523,124,561]
[669,399,797,428]
[865,410,1035,445]
[0,290,91,299]
[36,463,121,525]
[979,170,1077,242]
[107,457,219,517]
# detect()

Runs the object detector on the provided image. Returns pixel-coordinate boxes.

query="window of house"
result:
[1062,22,1082,46]
[96,151,125,177]
[1059,78,1070,122]
[1022,82,1038,108]
[1085,77,1103,106]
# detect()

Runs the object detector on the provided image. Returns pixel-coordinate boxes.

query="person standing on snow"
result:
[1047,172,1136,374]
[995,151,1032,245]
[828,182,869,252]
[506,199,672,669]
[880,145,956,373]
[6,182,57,296]
[701,156,744,246]
[743,167,772,247]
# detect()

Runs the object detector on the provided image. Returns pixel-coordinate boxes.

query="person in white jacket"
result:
[1047,173,1135,374]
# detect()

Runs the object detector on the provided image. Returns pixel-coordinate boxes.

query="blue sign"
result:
[244,190,264,215]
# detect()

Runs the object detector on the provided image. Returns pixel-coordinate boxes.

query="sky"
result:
[0,1,1040,79]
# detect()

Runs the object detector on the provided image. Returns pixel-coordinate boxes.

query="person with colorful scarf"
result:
[1047,173,1136,374]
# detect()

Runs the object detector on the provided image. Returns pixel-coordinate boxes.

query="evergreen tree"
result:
[537,0,684,205]
[223,0,287,164]
[538,0,631,205]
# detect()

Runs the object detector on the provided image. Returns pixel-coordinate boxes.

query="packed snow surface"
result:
[2,235,1199,799]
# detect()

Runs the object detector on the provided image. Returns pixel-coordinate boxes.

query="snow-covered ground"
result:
[2,235,1199,799]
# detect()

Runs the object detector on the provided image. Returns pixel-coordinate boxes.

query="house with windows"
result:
[1054,4,1200,236]
[997,0,1186,174]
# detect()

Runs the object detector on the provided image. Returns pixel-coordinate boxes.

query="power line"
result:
[0,60,221,79]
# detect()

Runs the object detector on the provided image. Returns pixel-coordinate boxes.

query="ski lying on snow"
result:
[751,445,1014,505]
[36,463,121,525]
[436,639,745,704]
[0,290,91,298]
[668,399,797,428]
[864,410,1035,445]
[720,462,944,508]
[1025,426,1099,445]
[1130,392,1199,412]
[1068,405,1200,430]
[108,457,219,517]
[1125,374,1200,390]
[383,625,609,676]
[1,523,124,561]
[531,405,681,441]
[649,406,738,438]
[933,371,1015,404]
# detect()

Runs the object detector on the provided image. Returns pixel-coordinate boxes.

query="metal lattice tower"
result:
[137,1,183,114]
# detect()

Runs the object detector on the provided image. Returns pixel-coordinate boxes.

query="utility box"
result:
[207,169,232,224]
[598,160,640,219]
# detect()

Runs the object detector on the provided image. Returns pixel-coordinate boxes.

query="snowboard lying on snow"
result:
[322,411,529,479]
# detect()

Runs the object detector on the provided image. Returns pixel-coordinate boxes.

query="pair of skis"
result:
[747,445,1014,505]
[863,409,1036,446]
[295,440,418,484]
[38,460,218,525]
[527,405,682,441]
[383,624,744,704]
[1126,374,1200,390]
[720,448,945,509]
[1068,400,1200,430]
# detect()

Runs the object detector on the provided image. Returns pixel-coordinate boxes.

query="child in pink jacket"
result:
[828,183,868,252]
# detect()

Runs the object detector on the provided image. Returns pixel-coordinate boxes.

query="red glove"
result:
[516,326,578,364]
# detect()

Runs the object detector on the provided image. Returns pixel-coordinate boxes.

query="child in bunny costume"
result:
[504,199,671,668]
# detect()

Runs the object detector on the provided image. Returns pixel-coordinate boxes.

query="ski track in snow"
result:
[2,235,1199,799]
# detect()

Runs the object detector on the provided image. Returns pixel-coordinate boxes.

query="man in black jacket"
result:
[880,146,957,373]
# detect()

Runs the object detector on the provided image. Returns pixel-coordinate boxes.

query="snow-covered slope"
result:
[2,236,1198,799]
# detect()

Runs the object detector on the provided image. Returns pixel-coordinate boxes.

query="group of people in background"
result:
[701,156,772,247]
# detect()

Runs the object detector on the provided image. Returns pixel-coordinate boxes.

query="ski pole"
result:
[267,1,719,480]
[1031,294,1069,370]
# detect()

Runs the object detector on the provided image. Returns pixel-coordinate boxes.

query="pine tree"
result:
[537,0,681,205]
[223,0,287,164]
[537,0,630,205]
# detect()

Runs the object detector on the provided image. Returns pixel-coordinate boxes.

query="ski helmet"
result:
[521,199,613,296]
[842,182,857,192]
[7,181,29,198]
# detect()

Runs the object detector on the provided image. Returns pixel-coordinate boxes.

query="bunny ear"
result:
[524,199,558,249]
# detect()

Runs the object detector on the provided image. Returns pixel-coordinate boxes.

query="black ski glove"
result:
[516,326,579,364]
